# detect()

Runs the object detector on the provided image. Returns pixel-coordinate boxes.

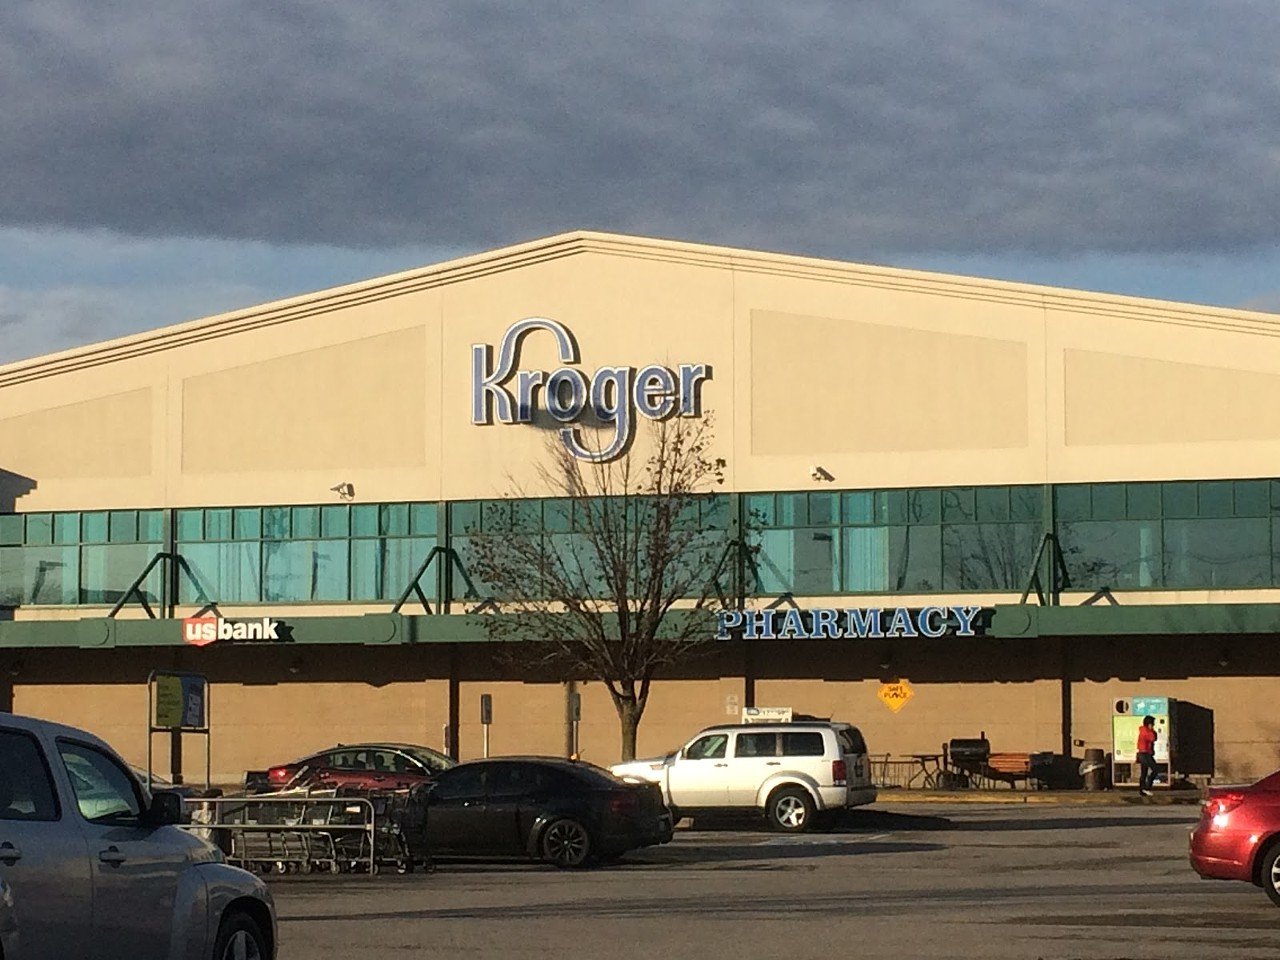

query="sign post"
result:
[147,671,211,791]
[569,691,581,759]
[480,693,493,758]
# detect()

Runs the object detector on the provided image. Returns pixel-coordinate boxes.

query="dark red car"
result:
[245,742,456,793]
[1189,770,1280,905]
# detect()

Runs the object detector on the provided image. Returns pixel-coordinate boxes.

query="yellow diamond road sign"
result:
[878,681,914,713]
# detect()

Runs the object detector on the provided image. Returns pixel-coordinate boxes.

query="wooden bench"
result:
[948,750,1033,789]
[985,753,1032,788]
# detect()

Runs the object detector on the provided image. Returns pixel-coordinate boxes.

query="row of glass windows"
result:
[751,523,1041,595]
[5,480,1280,605]
[177,538,438,604]
[448,496,730,535]
[746,487,1042,528]
[175,504,439,542]
[0,510,164,547]
[1054,480,1280,522]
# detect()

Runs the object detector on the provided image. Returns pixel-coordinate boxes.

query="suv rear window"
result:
[836,727,868,755]
[781,732,825,757]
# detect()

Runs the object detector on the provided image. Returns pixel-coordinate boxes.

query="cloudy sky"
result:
[2,1,1278,363]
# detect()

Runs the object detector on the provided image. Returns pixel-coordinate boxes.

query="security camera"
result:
[810,466,833,481]
[330,482,355,501]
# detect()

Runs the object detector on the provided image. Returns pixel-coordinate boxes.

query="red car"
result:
[1189,770,1280,905]
[246,742,456,793]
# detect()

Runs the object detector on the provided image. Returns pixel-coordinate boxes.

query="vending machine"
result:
[1111,695,1214,788]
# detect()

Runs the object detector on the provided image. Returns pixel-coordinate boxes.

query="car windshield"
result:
[401,746,457,773]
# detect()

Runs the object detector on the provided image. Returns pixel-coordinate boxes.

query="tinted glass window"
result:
[432,766,487,801]
[684,734,728,760]
[734,732,777,758]
[486,763,551,798]
[941,522,1040,590]
[844,526,941,593]
[1059,520,1162,589]
[1164,518,1271,588]
[58,742,142,823]
[836,727,868,755]
[781,732,825,757]
[403,747,456,774]
[0,731,59,821]
[326,751,365,770]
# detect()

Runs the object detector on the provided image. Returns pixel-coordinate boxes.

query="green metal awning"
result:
[0,613,497,650]
[991,602,1280,638]
[0,609,718,650]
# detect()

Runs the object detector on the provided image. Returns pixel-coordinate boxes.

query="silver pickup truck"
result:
[0,713,276,960]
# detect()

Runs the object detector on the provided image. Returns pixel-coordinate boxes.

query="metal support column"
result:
[438,501,452,615]
[1041,484,1057,606]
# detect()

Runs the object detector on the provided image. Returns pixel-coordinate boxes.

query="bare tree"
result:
[463,418,727,761]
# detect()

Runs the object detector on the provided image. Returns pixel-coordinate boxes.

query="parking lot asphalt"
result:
[271,803,1280,960]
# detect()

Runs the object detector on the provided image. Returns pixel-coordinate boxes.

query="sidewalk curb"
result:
[874,790,1201,806]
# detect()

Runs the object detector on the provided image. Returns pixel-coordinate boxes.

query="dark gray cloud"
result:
[2,1,1277,258]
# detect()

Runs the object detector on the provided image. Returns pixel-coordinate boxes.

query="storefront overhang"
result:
[4,602,1280,650]
[0,609,719,650]
[991,602,1280,638]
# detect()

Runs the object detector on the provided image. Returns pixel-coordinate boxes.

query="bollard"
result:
[1081,748,1107,791]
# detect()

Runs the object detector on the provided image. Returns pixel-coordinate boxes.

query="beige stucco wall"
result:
[14,666,1276,783]
[4,231,1280,518]
[753,678,1064,759]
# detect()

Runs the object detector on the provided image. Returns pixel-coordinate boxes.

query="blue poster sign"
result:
[180,675,207,729]
[1131,696,1169,717]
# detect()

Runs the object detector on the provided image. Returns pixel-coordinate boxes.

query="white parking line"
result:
[757,832,892,845]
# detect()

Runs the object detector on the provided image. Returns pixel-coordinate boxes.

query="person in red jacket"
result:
[1136,715,1159,795]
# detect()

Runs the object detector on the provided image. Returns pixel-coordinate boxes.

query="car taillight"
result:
[832,759,847,786]
[1204,791,1245,821]
[610,792,639,815]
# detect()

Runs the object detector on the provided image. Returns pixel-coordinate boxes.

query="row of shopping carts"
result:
[185,787,432,876]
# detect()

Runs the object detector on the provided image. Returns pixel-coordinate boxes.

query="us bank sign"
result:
[716,605,986,640]
[472,318,712,462]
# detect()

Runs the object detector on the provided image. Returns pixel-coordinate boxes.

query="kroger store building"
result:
[3,231,1280,784]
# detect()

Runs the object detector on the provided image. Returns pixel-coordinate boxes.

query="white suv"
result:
[611,721,876,832]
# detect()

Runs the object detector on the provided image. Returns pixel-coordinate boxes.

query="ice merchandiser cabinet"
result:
[1111,696,1215,788]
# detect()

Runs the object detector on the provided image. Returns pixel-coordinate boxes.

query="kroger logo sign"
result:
[472,318,712,462]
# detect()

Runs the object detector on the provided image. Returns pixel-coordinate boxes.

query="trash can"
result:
[1081,748,1107,791]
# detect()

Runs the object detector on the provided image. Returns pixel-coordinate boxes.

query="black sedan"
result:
[402,757,673,867]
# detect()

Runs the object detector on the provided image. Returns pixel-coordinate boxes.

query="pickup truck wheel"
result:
[213,910,268,960]
[766,787,815,833]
